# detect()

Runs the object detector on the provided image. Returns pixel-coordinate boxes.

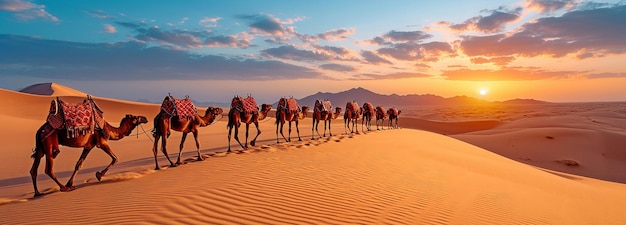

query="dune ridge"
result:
[1,86,626,224]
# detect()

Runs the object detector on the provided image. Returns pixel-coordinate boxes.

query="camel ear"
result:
[126,114,132,118]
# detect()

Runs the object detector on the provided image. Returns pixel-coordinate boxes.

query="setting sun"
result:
[479,88,488,96]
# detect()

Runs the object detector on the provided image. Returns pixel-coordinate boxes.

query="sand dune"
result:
[19,82,88,97]
[1,87,626,224]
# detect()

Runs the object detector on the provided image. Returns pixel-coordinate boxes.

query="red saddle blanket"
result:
[376,106,386,115]
[363,102,374,113]
[46,97,104,138]
[346,101,359,112]
[315,100,332,112]
[232,96,259,115]
[388,108,399,116]
[278,98,299,114]
[160,96,197,121]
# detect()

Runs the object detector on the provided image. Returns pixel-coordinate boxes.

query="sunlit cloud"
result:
[360,50,393,65]
[459,5,626,59]
[441,67,582,81]
[351,72,430,80]
[261,45,333,61]
[0,0,60,22]
[103,24,117,33]
[449,8,522,33]
[238,14,295,36]
[320,63,355,72]
[85,9,114,19]
[526,0,578,13]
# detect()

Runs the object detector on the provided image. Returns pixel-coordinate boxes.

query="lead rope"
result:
[136,124,155,143]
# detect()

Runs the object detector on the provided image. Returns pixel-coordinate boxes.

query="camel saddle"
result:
[278,97,300,114]
[389,107,399,116]
[231,96,259,116]
[315,99,332,112]
[363,102,374,113]
[346,101,359,112]
[46,96,104,138]
[160,95,198,122]
[376,106,386,115]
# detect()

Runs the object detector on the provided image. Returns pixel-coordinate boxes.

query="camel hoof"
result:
[96,172,103,181]
[60,186,75,192]
[250,141,256,146]
[154,167,161,170]
[196,157,204,161]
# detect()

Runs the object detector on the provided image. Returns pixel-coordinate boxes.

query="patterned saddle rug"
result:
[315,99,332,112]
[346,101,359,113]
[278,97,300,114]
[46,96,104,138]
[363,102,374,113]
[376,106,386,116]
[160,95,198,122]
[231,96,259,116]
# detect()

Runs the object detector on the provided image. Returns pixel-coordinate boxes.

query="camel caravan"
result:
[29,94,400,197]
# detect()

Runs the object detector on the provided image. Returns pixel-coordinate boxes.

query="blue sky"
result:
[1,0,625,103]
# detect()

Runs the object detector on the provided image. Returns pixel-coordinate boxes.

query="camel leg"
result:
[295,120,301,141]
[244,123,250,148]
[30,151,43,197]
[227,125,233,152]
[326,119,332,137]
[192,130,203,161]
[250,122,261,147]
[233,123,246,150]
[287,121,292,142]
[276,119,280,143]
[152,134,161,170]
[95,143,118,181]
[160,134,176,167]
[176,132,188,165]
[44,152,71,192]
[66,147,93,188]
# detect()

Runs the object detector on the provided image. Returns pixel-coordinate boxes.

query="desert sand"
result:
[1,84,626,224]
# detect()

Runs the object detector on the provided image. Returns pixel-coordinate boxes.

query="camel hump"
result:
[314,99,332,112]
[232,96,259,115]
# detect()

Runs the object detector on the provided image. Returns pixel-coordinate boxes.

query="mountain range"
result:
[293,87,548,108]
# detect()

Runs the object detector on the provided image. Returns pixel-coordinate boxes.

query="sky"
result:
[1,0,625,104]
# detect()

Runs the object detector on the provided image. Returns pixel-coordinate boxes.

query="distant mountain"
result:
[496,98,550,104]
[295,87,492,108]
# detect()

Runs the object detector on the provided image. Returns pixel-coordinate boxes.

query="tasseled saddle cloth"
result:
[346,101,359,113]
[231,96,259,117]
[363,102,374,113]
[315,99,332,112]
[46,96,104,138]
[160,95,198,123]
[278,97,300,114]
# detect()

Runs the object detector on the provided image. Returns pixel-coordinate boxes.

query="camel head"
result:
[301,106,310,114]
[207,106,224,116]
[260,104,272,113]
[121,114,149,136]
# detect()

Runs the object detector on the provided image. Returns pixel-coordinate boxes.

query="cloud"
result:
[0,0,59,22]
[0,34,321,81]
[360,50,392,65]
[441,67,581,81]
[365,30,432,45]
[85,9,114,19]
[104,24,117,33]
[460,5,626,59]
[261,45,333,61]
[449,9,521,33]
[238,14,293,36]
[470,56,515,65]
[116,21,252,49]
[526,0,577,13]
[351,72,430,80]
[320,63,355,72]
[377,41,455,61]
[296,28,355,43]
[199,16,220,28]
[586,72,626,79]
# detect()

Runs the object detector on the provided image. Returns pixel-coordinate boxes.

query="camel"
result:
[312,100,342,140]
[30,114,148,197]
[387,107,401,129]
[344,101,361,134]
[151,103,223,170]
[375,106,387,130]
[275,97,309,143]
[227,96,272,152]
[361,102,375,133]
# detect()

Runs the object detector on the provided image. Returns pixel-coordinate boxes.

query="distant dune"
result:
[19,82,88,97]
